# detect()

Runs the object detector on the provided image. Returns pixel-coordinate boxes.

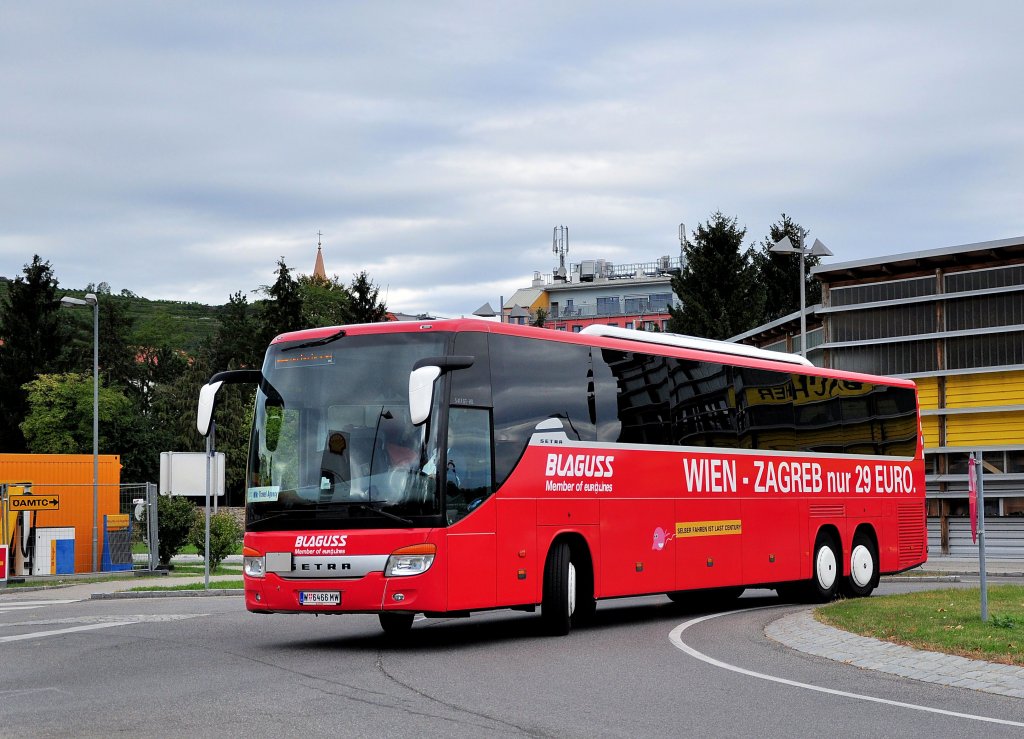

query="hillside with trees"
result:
[0,258,388,503]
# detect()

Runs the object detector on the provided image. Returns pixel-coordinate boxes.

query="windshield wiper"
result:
[281,328,347,352]
[354,503,414,526]
[246,511,298,530]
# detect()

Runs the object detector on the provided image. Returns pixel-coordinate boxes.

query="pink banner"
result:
[969,456,978,544]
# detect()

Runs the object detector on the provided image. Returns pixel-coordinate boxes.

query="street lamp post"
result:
[770,234,832,357]
[60,293,99,571]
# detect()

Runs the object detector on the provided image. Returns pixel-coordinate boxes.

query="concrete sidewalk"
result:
[1,559,244,601]
[915,555,1024,577]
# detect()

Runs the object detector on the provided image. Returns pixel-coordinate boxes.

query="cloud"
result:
[1,1,1022,318]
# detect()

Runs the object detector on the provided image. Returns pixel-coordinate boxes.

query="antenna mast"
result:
[552,225,569,281]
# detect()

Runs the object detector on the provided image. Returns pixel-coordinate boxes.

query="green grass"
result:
[131,542,243,556]
[128,579,244,592]
[166,564,242,576]
[3,574,137,588]
[817,585,1024,665]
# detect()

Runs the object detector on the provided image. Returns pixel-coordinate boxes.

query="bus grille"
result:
[809,504,845,518]
[898,503,926,568]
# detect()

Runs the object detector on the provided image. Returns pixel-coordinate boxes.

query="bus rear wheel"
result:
[809,533,841,602]
[841,533,878,598]
[379,612,415,636]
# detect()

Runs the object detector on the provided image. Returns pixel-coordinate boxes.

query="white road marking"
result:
[0,599,80,614]
[0,613,203,643]
[668,605,1024,729]
[0,620,139,643]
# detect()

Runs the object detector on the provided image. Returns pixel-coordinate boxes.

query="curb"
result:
[767,609,1024,699]
[91,589,243,600]
[883,575,961,583]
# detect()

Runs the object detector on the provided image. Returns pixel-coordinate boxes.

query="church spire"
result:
[313,230,327,281]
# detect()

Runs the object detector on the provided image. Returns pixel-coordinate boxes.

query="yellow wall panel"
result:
[946,411,1024,446]
[947,371,1024,408]
[921,416,941,448]
[915,377,940,410]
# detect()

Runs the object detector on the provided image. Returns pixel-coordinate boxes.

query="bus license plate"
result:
[300,591,341,606]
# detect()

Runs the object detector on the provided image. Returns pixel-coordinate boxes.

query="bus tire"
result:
[574,562,597,625]
[809,533,841,602]
[542,542,576,636]
[841,532,878,598]
[379,612,415,636]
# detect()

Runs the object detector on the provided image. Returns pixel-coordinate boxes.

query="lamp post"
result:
[770,234,832,357]
[60,293,99,571]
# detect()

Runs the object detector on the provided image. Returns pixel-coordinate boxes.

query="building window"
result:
[625,322,634,330]
[625,297,647,313]
[649,293,672,311]
[572,325,583,333]
[596,296,621,315]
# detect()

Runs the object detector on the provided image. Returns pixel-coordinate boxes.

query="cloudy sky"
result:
[2,1,1022,317]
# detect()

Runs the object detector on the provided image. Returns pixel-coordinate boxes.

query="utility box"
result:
[32,527,76,576]
[159,452,225,497]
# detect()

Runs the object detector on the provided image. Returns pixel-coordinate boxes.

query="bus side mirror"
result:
[409,366,442,426]
[196,369,265,437]
[197,381,224,437]
[408,355,475,426]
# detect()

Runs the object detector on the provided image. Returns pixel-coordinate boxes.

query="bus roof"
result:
[271,319,912,388]
[579,325,813,367]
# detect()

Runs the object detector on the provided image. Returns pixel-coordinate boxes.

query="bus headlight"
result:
[243,546,265,578]
[385,543,436,577]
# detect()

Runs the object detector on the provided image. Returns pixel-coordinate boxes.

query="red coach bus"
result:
[196,320,926,635]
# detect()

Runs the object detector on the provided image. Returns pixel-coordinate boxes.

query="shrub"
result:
[188,510,243,570]
[156,495,197,566]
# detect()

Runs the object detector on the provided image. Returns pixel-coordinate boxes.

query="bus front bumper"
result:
[244,571,441,614]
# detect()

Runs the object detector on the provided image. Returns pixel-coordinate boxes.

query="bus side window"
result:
[445,407,494,524]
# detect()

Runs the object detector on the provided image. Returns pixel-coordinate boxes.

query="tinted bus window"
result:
[670,359,737,448]
[596,349,738,449]
[599,349,671,445]
[735,367,795,451]
[450,331,492,408]
[490,335,594,484]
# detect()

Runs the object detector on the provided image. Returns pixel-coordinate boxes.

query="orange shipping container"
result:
[1,454,122,574]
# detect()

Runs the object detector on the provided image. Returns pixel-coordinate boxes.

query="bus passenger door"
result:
[445,407,497,611]
[674,499,743,589]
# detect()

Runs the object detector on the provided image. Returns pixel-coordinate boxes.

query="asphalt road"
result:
[2,581,1023,738]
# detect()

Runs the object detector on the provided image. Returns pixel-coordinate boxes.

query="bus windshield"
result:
[245,331,449,531]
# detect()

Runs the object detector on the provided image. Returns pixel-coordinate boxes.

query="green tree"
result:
[298,274,351,328]
[155,494,196,566]
[344,270,389,324]
[0,256,67,451]
[149,352,254,503]
[188,510,242,570]
[751,213,821,323]
[210,291,264,370]
[532,307,548,327]
[259,258,305,345]
[667,212,764,340]
[19,372,135,453]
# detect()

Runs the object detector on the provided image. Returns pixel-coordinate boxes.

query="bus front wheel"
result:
[379,612,415,636]
[542,542,577,636]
